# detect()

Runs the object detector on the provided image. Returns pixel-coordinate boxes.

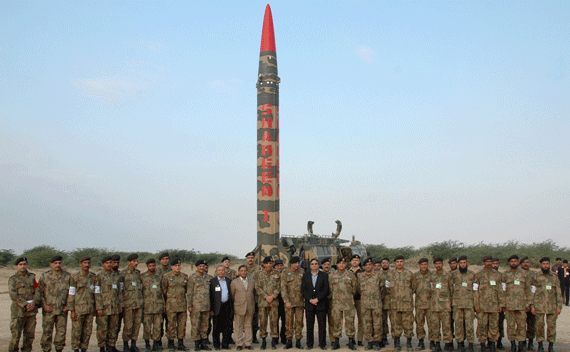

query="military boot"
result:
[527,339,534,351]
[200,340,211,351]
[496,340,504,350]
[488,341,496,352]
[74,350,80,352]
[480,343,487,352]
[519,341,527,352]
[547,343,554,352]
[146,340,152,352]
[378,340,385,349]
[358,341,364,347]
[168,341,176,352]
[152,341,160,352]
[82,349,88,352]
[332,339,340,350]
[406,338,413,351]
[100,348,107,352]
[416,339,425,351]
[365,342,374,350]
[432,342,441,352]
[444,343,454,351]
[271,338,278,350]
[429,341,435,350]
[177,340,189,351]
[348,338,357,351]
[132,341,141,352]
[394,337,401,351]
[261,338,267,350]
[296,340,304,350]
[382,336,389,346]
[194,341,201,352]
[467,343,474,352]
[285,340,293,350]
[456,342,465,352]
[124,342,132,352]
[509,341,517,352]
[536,342,544,352]
[373,341,381,351]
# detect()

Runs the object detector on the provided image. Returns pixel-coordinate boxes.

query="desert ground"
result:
[1,263,569,351]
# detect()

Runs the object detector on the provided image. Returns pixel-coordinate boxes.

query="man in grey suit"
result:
[231,265,256,351]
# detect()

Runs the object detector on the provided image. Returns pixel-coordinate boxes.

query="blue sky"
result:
[1,1,568,256]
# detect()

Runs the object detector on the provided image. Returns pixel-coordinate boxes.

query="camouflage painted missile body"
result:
[256,5,287,265]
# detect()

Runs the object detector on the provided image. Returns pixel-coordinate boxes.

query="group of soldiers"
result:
[8,251,564,352]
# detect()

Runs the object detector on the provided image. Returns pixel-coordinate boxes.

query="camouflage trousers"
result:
[285,306,304,340]
[354,299,364,342]
[535,313,557,343]
[143,313,163,341]
[166,311,187,340]
[390,311,414,339]
[506,310,527,342]
[453,308,475,343]
[362,308,382,342]
[476,312,499,343]
[122,308,142,342]
[414,308,431,340]
[191,310,209,341]
[382,308,390,338]
[71,313,93,350]
[259,304,279,338]
[526,310,536,339]
[41,312,67,352]
[96,314,119,347]
[498,311,505,339]
[429,311,452,343]
[331,307,356,339]
[9,315,36,352]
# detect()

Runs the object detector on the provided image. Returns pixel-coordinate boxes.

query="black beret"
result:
[520,256,529,263]
[564,260,568,264]
[101,256,112,264]
[79,256,91,263]
[448,257,458,264]
[507,255,519,262]
[146,258,156,265]
[482,255,493,262]
[458,255,468,261]
[274,259,283,265]
[362,257,373,265]
[374,259,382,264]
[195,259,206,266]
[337,257,347,264]
[433,257,443,264]
[50,255,63,263]
[158,252,169,260]
[418,258,429,264]
[290,256,300,264]
[492,257,499,262]
[351,254,361,260]
[15,257,28,265]
[245,252,255,258]
[221,256,230,262]
[556,257,562,261]
[262,256,273,264]
[170,258,181,266]
[321,257,331,265]
[381,257,390,262]
[110,255,120,261]
[127,253,138,261]
[539,257,550,263]
[394,255,404,261]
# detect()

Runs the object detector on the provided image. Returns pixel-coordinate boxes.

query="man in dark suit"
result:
[210,265,233,350]
[302,258,330,350]
[558,260,570,306]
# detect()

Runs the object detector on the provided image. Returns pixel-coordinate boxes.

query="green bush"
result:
[22,246,67,268]
[0,249,16,266]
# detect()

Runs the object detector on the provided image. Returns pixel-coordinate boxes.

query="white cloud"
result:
[357,45,374,63]
[72,78,139,103]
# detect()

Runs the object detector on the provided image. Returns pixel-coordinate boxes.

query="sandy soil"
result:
[1,264,569,351]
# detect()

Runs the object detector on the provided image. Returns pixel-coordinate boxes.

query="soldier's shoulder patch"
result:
[288,272,292,276]
[169,278,174,281]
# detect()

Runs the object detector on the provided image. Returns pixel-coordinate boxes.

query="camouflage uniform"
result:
[120,268,143,343]
[95,270,122,348]
[502,268,532,343]
[474,269,505,343]
[413,270,432,341]
[9,270,40,352]
[359,271,383,343]
[329,270,357,338]
[67,269,97,351]
[451,269,476,344]
[141,270,165,342]
[226,268,238,279]
[156,265,171,340]
[531,271,562,343]
[281,267,305,340]
[379,269,391,341]
[387,269,416,339]
[38,269,71,352]
[525,270,537,342]
[349,266,365,343]
[162,271,189,340]
[429,271,453,344]
[187,272,211,341]
[255,269,280,338]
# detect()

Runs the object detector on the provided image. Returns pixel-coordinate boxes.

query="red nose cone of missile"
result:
[260,4,276,52]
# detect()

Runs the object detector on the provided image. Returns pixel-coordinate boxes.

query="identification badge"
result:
[152,284,158,289]
[490,280,496,286]
[436,283,442,289]
[69,287,76,295]
[385,280,391,288]
[94,286,101,294]
[514,280,520,285]
[462,282,468,287]
[546,285,552,290]
[90,285,94,290]
[132,282,137,286]
[215,286,221,292]
[112,284,118,289]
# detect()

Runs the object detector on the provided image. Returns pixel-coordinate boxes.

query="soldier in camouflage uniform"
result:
[520,257,536,350]
[474,255,505,352]
[281,256,304,349]
[349,255,365,346]
[451,256,476,352]
[39,255,71,352]
[111,254,123,344]
[429,257,453,352]
[119,253,144,352]
[255,257,281,347]
[531,257,562,352]
[359,257,383,351]
[320,257,335,345]
[329,257,358,350]
[95,256,123,352]
[162,258,189,351]
[387,255,416,352]
[188,259,212,351]
[9,257,40,352]
[156,252,171,349]
[413,258,432,351]
[373,260,381,273]
[274,259,287,345]
[492,258,506,350]
[141,258,165,352]
[67,256,97,352]
[379,258,391,347]
[447,258,457,345]
[246,252,261,343]
[223,256,238,279]
[502,255,532,352]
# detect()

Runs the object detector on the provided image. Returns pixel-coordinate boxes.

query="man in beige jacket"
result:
[231,265,256,350]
